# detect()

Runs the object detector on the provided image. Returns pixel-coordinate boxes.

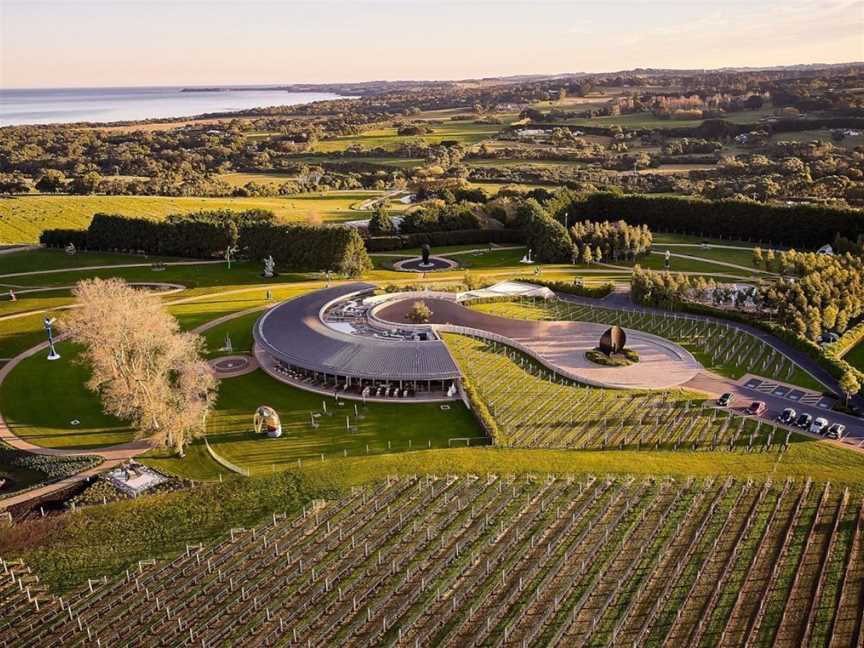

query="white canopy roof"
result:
[459,280,556,301]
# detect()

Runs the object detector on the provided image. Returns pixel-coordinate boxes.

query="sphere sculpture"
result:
[599,325,627,356]
[253,405,283,438]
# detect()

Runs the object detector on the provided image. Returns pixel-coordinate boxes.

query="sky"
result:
[1,0,862,88]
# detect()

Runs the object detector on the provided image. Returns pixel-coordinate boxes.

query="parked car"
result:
[810,418,829,435]
[777,408,796,424]
[795,413,813,429]
[747,401,767,416]
[827,423,846,440]
[717,392,734,407]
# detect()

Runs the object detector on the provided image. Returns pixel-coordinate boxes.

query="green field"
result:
[558,107,774,130]
[843,339,864,373]
[205,370,481,475]
[310,122,505,153]
[0,191,385,243]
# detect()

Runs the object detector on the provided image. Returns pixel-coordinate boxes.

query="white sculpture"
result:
[65,242,76,255]
[263,255,276,278]
[520,248,533,264]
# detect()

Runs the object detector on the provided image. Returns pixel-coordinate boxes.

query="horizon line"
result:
[2,60,863,91]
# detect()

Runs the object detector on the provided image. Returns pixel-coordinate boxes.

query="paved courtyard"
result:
[376,299,702,390]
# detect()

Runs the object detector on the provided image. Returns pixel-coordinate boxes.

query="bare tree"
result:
[62,278,218,453]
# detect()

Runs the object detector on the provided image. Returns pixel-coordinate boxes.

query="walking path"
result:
[0,259,224,281]
[369,245,526,258]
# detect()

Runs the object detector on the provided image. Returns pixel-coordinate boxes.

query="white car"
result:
[810,418,829,435]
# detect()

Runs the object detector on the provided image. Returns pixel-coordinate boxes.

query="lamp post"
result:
[44,316,60,360]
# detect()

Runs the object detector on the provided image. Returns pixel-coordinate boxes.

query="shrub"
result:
[585,348,639,366]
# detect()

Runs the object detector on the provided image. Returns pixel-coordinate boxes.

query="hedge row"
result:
[365,228,525,252]
[562,192,864,248]
[516,277,615,299]
[243,222,371,276]
[826,320,864,358]
[39,211,372,276]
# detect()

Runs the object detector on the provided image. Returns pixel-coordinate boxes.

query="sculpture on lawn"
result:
[262,255,276,278]
[253,405,282,438]
[44,316,60,360]
[599,325,627,356]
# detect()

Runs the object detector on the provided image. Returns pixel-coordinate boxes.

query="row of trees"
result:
[568,219,652,262]
[40,210,371,276]
[552,190,864,248]
[759,251,864,342]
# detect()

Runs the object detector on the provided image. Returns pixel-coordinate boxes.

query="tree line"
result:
[40,209,371,276]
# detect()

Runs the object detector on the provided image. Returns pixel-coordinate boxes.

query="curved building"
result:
[253,283,461,401]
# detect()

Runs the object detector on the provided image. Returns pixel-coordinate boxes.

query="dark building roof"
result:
[253,283,461,381]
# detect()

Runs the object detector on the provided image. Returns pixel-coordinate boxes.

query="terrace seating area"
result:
[255,348,457,402]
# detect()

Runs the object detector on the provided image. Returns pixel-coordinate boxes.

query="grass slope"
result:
[0,191,384,243]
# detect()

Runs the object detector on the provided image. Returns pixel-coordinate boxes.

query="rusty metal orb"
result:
[599,325,627,356]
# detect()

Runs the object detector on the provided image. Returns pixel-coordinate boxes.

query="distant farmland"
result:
[0,191,386,243]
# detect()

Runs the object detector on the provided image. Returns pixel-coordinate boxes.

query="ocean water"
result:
[0,86,343,126]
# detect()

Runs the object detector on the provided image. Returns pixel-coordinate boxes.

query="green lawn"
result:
[559,107,774,130]
[843,339,864,373]
[200,310,263,357]
[0,289,73,318]
[0,191,386,243]
[0,341,134,450]
[310,122,504,153]
[140,439,224,481]
[611,252,763,277]
[0,248,186,276]
[205,370,481,474]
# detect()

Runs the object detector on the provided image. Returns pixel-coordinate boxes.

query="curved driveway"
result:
[376,298,701,390]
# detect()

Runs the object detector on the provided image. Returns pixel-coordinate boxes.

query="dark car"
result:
[777,408,796,424]
[747,401,767,416]
[795,412,813,429]
[717,392,734,407]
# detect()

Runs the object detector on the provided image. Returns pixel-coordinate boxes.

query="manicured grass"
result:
[0,289,73,318]
[140,438,224,481]
[205,370,481,474]
[0,248,184,276]
[0,191,386,243]
[0,342,133,450]
[0,311,58,359]
[200,310,263,357]
[843,339,864,373]
[612,252,762,277]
